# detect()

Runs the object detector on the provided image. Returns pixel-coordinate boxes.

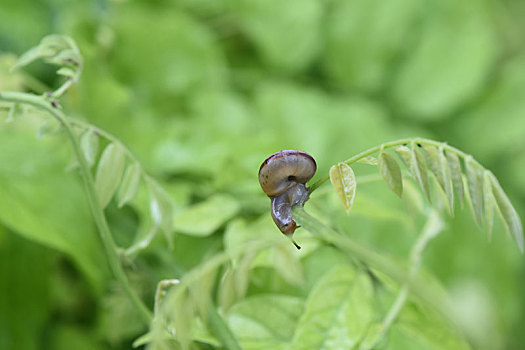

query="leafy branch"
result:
[1,35,244,348]
[315,138,523,252]
[139,238,282,349]
[0,90,153,324]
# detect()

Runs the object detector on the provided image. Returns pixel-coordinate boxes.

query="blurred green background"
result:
[1,0,524,349]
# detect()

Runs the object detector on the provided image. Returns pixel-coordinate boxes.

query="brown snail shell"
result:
[259,150,316,198]
[258,150,316,248]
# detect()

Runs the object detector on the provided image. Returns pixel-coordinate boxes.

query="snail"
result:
[259,150,317,249]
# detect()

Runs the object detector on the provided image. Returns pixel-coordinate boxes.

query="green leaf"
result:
[218,267,236,311]
[487,172,524,252]
[395,144,431,201]
[423,146,445,191]
[378,151,403,198]
[394,145,412,168]
[11,35,76,72]
[390,302,471,350]
[329,163,357,213]
[438,146,455,215]
[0,128,108,290]
[173,194,240,236]
[290,265,374,350]
[424,145,454,215]
[79,129,99,168]
[412,146,431,201]
[11,46,53,72]
[392,1,496,120]
[56,67,76,79]
[0,233,53,350]
[171,289,194,350]
[483,171,496,239]
[465,156,484,227]
[117,162,141,207]
[147,178,174,243]
[324,0,420,92]
[446,151,464,207]
[94,143,126,209]
[237,0,321,72]
[356,155,378,165]
[227,295,304,349]
[273,242,304,286]
[45,48,81,67]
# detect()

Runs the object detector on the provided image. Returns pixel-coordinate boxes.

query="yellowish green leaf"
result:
[395,144,430,201]
[438,145,454,215]
[95,143,126,209]
[329,163,357,213]
[378,151,403,198]
[173,194,239,236]
[423,145,445,191]
[465,156,484,227]
[56,67,76,78]
[118,162,141,207]
[394,145,412,168]
[147,178,174,244]
[483,171,496,240]
[218,267,236,311]
[79,129,99,168]
[488,172,524,252]
[412,146,431,201]
[446,151,464,206]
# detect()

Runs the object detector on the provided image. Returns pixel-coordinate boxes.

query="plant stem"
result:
[160,238,280,349]
[292,206,453,318]
[308,137,471,193]
[207,300,243,350]
[0,91,153,324]
[366,209,444,348]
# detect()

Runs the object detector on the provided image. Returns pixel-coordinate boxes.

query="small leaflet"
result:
[329,163,356,214]
[56,67,76,79]
[437,146,454,216]
[465,156,484,227]
[423,145,445,192]
[378,151,403,198]
[446,151,464,207]
[412,146,431,202]
[118,162,142,207]
[488,172,524,252]
[147,178,174,245]
[80,129,99,168]
[395,144,430,201]
[483,170,496,240]
[94,142,126,209]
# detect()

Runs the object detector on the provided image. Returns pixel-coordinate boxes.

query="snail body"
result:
[259,150,316,249]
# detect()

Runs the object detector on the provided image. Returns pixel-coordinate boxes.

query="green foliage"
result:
[1,1,525,349]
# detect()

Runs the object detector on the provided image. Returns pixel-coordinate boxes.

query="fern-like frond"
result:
[323,138,524,252]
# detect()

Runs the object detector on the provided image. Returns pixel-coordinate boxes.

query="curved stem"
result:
[292,206,454,319]
[160,238,281,348]
[365,209,444,349]
[0,91,153,324]
[308,137,471,193]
